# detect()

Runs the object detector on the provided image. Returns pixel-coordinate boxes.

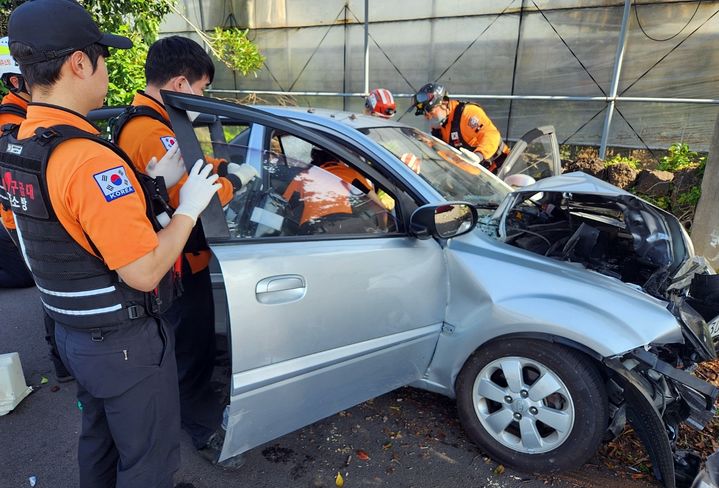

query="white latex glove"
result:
[226,162,259,187]
[459,147,483,166]
[174,160,221,225]
[146,143,186,188]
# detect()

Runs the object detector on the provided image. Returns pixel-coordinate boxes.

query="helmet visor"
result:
[413,91,432,115]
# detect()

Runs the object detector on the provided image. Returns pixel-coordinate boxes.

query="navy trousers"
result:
[55,317,181,488]
[164,265,222,449]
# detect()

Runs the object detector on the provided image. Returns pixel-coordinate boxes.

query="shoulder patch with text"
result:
[160,135,177,151]
[93,166,136,202]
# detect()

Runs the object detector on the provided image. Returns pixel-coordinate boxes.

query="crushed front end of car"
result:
[486,173,719,487]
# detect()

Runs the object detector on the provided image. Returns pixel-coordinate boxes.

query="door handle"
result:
[255,275,306,304]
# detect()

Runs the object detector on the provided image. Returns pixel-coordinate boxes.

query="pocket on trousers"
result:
[66,320,165,398]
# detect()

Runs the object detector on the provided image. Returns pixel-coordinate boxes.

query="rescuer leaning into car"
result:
[412,82,509,174]
[282,147,394,234]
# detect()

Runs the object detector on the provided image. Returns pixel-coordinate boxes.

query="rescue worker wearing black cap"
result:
[412,83,510,174]
[2,1,221,486]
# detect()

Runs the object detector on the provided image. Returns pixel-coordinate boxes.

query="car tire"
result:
[456,338,607,473]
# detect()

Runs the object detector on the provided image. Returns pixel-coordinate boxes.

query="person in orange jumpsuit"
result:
[113,35,255,467]
[3,1,220,485]
[412,83,510,174]
[0,35,32,284]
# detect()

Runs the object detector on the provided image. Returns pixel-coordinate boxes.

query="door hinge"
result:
[441,323,455,335]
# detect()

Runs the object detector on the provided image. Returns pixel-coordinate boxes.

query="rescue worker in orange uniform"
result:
[412,83,510,174]
[2,1,220,486]
[283,147,387,233]
[113,35,256,467]
[0,35,32,281]
[0,36,74,383]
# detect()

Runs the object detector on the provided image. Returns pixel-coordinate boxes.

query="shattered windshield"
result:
[361,126,510,206]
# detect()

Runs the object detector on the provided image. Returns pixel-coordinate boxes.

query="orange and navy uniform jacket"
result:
[17,103,159,270]
[0,92,29,231]
[116,91,234,274]
[282,161,372,225]
[433,100,508,162]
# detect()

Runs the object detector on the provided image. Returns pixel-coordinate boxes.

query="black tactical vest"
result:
[441,102,508,164]
[0,124,176,329]
[110,104,209,260]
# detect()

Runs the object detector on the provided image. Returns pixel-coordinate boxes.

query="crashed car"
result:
[116,91,718,487]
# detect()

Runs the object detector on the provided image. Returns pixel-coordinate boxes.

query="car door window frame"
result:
[162,90,412,243]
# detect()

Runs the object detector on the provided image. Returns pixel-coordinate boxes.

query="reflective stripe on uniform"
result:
[37,284,116,297]
[41,300,123,316]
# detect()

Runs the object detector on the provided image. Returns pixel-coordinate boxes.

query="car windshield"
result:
[361,126,510,206]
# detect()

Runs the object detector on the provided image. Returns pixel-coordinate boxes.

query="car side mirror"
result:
[410,202,478,240]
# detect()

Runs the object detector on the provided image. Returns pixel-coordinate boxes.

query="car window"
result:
[361,126,510,207]
[209,135,399,240]
[506,133,556,181]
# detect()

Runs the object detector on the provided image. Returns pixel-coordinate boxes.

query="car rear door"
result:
[496,126,561,181]
[162,91,447,460]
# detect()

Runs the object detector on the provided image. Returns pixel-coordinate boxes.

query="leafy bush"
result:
[605,154,640,170]
[658,143,706,172]
[677,186,702,207]
[209,27,265,76]
[105,26,150,106]
[635,193,671,210]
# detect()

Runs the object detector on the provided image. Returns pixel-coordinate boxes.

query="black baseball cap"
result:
[8,0,133,65]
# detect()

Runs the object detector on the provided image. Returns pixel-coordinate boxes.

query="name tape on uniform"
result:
[160,135,177,151]
[93,166,136,202]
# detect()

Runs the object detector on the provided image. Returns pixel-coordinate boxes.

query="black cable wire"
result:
[288,5,347,92]
[345,6,417,93]
[560,106,607,145]
[619,4,719,96]
[614,106,659,160]
[634,0,701,42]
[506,0,526,138]
[434,0,517,83]
[531,0,607,97]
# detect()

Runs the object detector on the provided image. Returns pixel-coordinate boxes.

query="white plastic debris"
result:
[29,475,37,486]
[0,352,33,416]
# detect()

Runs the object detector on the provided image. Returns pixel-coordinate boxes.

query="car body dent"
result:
[416,230,684,398]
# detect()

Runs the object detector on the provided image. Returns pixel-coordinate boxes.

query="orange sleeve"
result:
[0,206,15,230]
[63,154,159,270]
[120,119,235,208]
[462,105,502,161]
[117,118,177,175]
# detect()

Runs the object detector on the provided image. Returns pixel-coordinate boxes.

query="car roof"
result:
[252,105,409,132]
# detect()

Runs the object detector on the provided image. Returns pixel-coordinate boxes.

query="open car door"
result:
[496,126,561,182]
[162,91,446,461]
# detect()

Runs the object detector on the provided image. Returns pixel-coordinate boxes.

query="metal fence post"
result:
[364,0,370,96]
[599,0,632,159]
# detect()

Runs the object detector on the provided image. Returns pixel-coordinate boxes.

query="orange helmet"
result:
[365,88,396,118]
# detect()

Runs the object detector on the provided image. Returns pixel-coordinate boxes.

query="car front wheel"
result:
[456,339,607,473]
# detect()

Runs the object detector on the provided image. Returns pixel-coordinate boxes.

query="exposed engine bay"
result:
[491,189,719,487]
[499,191,679,298]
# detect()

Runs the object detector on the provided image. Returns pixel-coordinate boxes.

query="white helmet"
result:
[0,37,21,78]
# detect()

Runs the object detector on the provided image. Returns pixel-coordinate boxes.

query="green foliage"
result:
[659,142,706,172]
[677,186,702,207]
[206,27,264,76]
[105,26,149,106]
[636,193,671,210]
[605,154,640,170]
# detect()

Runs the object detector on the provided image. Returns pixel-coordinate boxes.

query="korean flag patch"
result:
[93,166,136,202]
[160,135,177,151]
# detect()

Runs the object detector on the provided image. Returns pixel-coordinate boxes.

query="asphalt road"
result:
[0,286,655,488]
